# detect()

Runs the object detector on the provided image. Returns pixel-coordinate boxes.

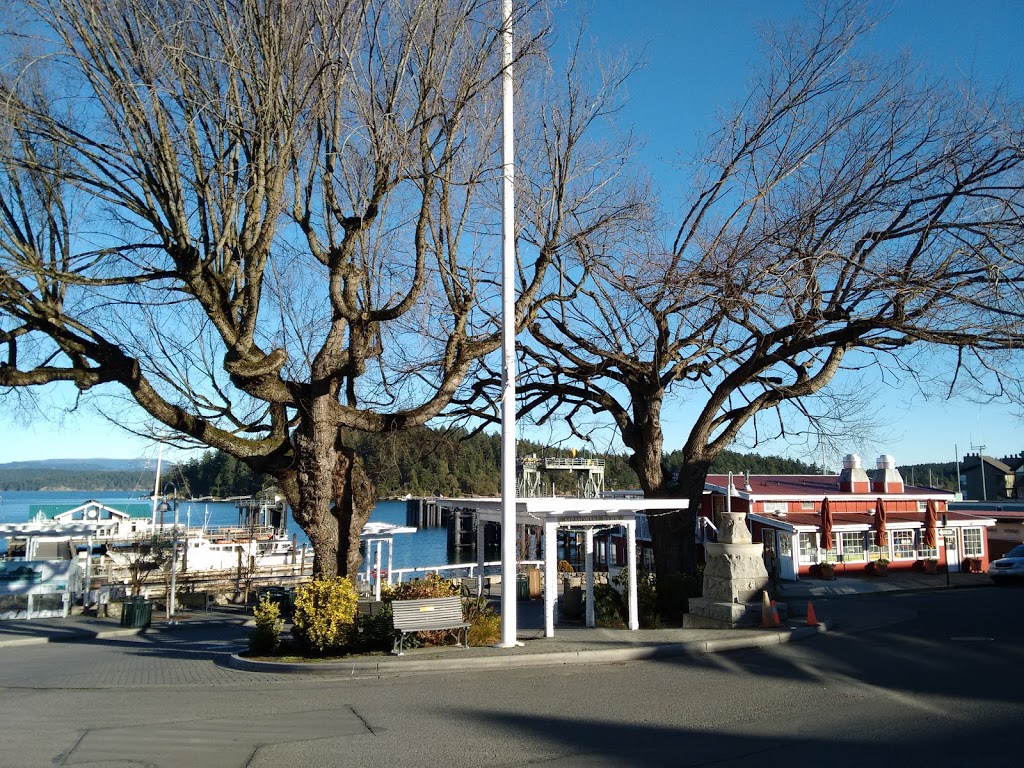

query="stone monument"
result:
[683,510,772,629]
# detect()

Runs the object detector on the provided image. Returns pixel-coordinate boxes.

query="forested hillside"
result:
[0,468,156,492]
[1,429,958,495]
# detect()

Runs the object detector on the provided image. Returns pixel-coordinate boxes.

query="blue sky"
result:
[1,0,1022,468]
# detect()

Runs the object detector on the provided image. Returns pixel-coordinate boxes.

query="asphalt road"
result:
[1,586,1021,767]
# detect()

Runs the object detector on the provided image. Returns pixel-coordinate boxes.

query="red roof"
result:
[705,474,953,500]
[752,508,991,530]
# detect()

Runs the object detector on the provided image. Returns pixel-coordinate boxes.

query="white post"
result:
[151,445,163,530]
[544,520,557,638]
[364,540,373,588]
[168,501,179,621]
[626,520,639,631]
[373,542,382,602]
[477,516,486,595]
[584,528,595,628]
[497,0,519,648]
[386,537,393,586]
[83,535,93,609]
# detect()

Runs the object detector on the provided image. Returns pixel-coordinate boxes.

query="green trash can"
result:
[119,599,135,628]
[120,597,152,628]
[516,574,529,601]
[134,598,153,628]
[262,588,292,618]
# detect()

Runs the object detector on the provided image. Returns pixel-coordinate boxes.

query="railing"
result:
[519,457,605,469]
[359,559,545,585]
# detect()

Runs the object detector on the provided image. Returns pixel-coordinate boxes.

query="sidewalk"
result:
[777,569,990,599]
[0,571,993,675]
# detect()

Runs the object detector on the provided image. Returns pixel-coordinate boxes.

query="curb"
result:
[226,622,828,676]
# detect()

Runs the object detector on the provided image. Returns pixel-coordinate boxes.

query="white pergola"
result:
[437,498,688,638]
[360,522,417,601]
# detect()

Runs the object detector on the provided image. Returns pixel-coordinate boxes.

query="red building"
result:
[703,455,994,581]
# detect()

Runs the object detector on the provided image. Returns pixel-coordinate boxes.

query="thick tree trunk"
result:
[287,397,376,579]
[624,395,691,621]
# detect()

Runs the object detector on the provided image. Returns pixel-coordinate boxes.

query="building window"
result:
[799,533,818,561]
[801,501,814,510]
[779,535,792,557]
[840,532,865,560]
[893,530,915,559]
[963,528,983,557]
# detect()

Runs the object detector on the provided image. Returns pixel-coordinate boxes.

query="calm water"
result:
[0,491,450,570]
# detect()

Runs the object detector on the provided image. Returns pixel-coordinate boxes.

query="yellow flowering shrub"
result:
[248,595,284,654]
[291,577,359,655]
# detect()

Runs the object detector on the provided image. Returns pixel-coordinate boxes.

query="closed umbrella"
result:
[819,497,833,550]
[874,497,888,547]
[924,499,938,548]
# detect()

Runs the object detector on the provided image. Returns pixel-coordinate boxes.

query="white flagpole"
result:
[498,0,519,647]
[151,445,163,529]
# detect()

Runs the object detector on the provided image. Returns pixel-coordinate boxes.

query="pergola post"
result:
[477,515,486,595]
[386,537,393,586]
[544,520,557,637]
[626,520,639,631]
[373,542,383,601]
[584,528,595,628]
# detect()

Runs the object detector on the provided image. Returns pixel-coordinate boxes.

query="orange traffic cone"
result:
[760,590,773,627]
[806,601,818,627]
[769,600,781,627]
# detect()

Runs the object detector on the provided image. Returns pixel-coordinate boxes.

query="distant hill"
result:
[0,459,156,492]
[0,458,151,472]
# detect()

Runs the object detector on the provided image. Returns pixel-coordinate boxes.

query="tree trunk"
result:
[287,397,376,579]
[624,395,694,622]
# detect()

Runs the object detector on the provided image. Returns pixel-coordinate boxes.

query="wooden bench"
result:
[391,597,470,655]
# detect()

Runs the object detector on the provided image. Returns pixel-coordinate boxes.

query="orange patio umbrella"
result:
[924,499,938,548]
[874,497,887,544]
[819,497,833,550]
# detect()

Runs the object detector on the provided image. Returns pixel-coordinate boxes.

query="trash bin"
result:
[120,597,152,628]
[119,599,134,628]
[516,574,529,601]
[527,567,542,600]
[262,588,293,617]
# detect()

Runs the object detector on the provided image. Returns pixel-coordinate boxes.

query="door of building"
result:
[942,529,960,573]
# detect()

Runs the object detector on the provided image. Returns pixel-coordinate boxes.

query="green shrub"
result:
[593,583,626,627]
[462,595,501,646]
[291,577,358,656]
[248,596,284,655]
[613,568,661,628]
[383,574,460,600]
[352,603,394,653]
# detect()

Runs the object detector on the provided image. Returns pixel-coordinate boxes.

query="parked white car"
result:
[988,544,1024,584]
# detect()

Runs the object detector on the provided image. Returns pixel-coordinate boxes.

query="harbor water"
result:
[0,491,450,570]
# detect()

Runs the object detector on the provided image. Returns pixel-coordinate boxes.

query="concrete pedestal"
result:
[684,513,771,629]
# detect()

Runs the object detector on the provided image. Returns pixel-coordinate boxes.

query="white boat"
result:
[10,495,298,576]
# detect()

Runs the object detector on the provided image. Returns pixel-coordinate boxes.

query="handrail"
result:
[358,559,544,584]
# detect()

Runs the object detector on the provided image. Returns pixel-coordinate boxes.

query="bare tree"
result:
[513,0,1024,613]
[0,0,639,577]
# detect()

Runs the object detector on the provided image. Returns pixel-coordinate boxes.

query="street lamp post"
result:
[158,485,179,623]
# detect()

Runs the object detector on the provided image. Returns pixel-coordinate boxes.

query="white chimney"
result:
[838,453,870,493]
[871,454,904,494]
